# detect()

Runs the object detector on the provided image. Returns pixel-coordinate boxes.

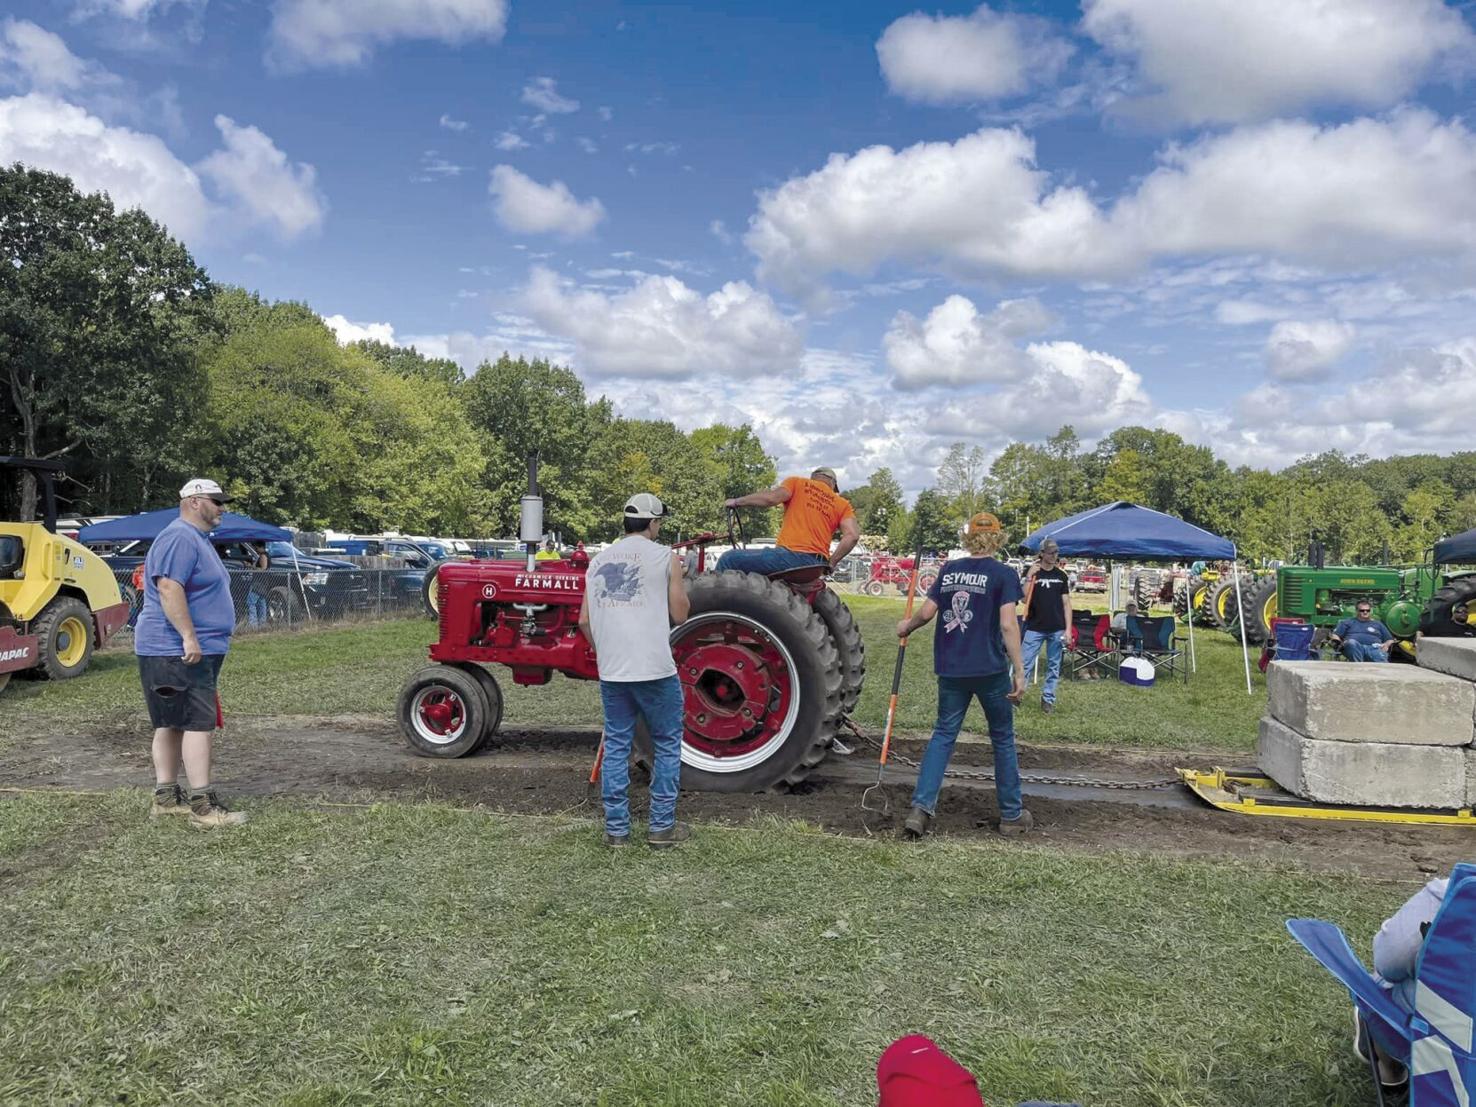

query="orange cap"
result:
[966,512,1003,534]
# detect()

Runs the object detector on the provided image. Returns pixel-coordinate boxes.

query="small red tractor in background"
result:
[397,457,865,792]
[862,555,936,597]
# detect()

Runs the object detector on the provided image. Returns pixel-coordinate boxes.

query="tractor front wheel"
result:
[34,596,93,680]
[636,571,843,792]
[863,580,886,597]
[449,662,504,752]
[398,664,491,758]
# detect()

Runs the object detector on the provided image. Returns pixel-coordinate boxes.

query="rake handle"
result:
[878,542,927,766]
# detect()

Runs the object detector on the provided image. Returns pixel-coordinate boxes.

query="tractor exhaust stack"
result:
[519,452,544,574]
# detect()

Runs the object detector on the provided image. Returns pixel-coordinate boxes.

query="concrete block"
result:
[1467,748,1476,808]
[1259,717,1465,808]
[1266,661,1474,746]
[1419,637,1476,684]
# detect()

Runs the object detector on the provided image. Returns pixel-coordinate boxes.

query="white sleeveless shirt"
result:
[586,535,678,682]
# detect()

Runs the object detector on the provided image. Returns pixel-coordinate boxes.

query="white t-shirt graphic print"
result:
[586,534,679,682]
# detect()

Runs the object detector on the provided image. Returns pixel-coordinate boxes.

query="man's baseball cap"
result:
[623,492,668,520]
[180,478,233,503]
[1040,537,1060,552]
[965,511,1003,535]
[877,1035,985,1107]
[811,467,838,484]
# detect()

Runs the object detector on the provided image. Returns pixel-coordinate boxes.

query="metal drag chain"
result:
[837,717,1181,791]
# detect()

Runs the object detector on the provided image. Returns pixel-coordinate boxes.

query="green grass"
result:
[0,791,1403,1106]
[0,598,1264,751]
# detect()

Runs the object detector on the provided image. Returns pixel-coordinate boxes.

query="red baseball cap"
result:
[877,1035,986,1107]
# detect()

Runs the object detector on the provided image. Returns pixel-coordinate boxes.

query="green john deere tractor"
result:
[1240,539,1476,658]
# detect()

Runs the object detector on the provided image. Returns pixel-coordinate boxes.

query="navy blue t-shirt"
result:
[926,556,1024,678]
[1333,617,1391,647]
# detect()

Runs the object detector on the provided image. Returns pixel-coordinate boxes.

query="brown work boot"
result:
[604,831,632,848]
[188,790,248,829]
[997,809,1034,837]
[902,806,933,839]
[647,821,692,849]
[150,783,191,818]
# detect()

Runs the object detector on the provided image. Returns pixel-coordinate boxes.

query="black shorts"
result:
[138,654,225,731]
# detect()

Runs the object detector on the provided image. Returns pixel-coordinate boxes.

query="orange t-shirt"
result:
[776,477,855,557]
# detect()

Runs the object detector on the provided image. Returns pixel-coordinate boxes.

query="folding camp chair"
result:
[1066,612,1115,680]
[1289,862,1476,1107]
[1123,614,1188,684]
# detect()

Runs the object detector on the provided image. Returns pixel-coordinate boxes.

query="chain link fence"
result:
[109,565,431,636]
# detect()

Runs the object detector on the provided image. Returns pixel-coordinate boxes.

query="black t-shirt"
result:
[1024,567,1070,632]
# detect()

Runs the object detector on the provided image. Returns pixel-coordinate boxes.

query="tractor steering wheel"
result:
[726,506,748,551]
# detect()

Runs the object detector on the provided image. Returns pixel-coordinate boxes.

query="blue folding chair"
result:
[1123,614,1188,684]
[1288,862,1476,1106]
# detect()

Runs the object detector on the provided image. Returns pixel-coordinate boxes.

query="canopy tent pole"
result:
[1233,556,1252,694]
[1187,574,1197,673]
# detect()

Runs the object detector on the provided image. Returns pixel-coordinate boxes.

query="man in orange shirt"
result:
[718,467,862,576]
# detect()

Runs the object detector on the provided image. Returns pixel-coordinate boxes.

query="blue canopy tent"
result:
[1021,502,1250,692]
[78,509,291,544]
[1435,527,1476,566]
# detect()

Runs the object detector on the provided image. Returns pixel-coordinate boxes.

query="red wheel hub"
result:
[673,617,793,759]
[418,691,464,735]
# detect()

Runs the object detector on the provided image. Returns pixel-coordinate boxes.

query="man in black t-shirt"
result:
[1022,538,1072,714]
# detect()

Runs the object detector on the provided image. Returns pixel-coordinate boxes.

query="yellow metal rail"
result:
[1178,767,1476,827]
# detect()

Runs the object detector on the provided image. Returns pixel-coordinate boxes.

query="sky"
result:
[4,0,1476,496]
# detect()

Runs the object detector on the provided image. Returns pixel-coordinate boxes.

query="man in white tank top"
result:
[578,493,692,848]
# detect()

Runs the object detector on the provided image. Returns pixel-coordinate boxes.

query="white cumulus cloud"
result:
[323,314,397,345]
[494,129,528,150]
[748,111,1476,291]
[520,265,804,379]
[0,92,213,239]
[267,0,508,70]
[884,294,1053,389]
[520,76,579,114]
[877,3,1073,104]
[0,19,112,94]
[438,112,468,131]
[489,165,604,238]
[197,115,326,238]
[1083,0,1476,126]
[1264,319,1355,381]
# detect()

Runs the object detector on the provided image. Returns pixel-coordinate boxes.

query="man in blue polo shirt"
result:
[135,478,247,828]
[1330,602,1395,662]
[894,512,1029,839]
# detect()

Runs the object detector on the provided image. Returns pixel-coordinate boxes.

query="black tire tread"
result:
[813,588,865,715]
[1241,577,1277,645]
[1422,575,1476,637]
[398,664,490,758]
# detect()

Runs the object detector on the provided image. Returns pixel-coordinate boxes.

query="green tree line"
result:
[5,165,1474,562]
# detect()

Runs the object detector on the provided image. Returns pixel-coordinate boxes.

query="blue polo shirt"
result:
[1333,617,1392,648]
[927,556,1024,678]
[134,518,236,657]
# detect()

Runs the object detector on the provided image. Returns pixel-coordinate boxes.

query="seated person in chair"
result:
[1330,603,1394,662]
[718,467,860,576]
[1110,601,1137,635]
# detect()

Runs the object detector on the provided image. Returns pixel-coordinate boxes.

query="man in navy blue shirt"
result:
[1330,602,1395,662]
[135,478,247,828]
[894,511,1029,839]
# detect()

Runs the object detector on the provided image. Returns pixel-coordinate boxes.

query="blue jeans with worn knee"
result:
[715,546,827,574]
[599,676,684,837]
[911,672,1022,820]
[1021,628,1064,703]
[1342,640,1389,663]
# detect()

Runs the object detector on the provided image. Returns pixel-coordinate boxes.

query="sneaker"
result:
[604,832,632,848]
[187,790,248,829]
[647,821,692,849]
[1353,1011,1409,1088]
[150,783,191,818]
[902,806,933,839]
[1041,700,1056,715]
[830,736,855,756]
[997,809,1034,836]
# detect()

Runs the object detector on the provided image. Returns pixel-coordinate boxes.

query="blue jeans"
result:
[911,672,1022,820]
[247,588,268,628]
[599,676,684,837]
[1342,641,1389,663]
[715,546,827,574]
[1022,628,1064,703]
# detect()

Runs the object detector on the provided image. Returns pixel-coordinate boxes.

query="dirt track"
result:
[2,717,1469,881]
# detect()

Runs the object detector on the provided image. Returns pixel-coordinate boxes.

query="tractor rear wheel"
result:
[1132,570,1160,612]
[863,580,886,597]
[636,571,843,792]
[398,664,491,758]
[813,587,865,715]
[422,564,443,618]
[1241,578,1277,645]
[1422,576,1476,638]
[33,596,93,680]
[1207,578,1241,630]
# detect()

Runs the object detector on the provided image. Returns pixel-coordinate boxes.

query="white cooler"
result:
[1118,657,1155,687]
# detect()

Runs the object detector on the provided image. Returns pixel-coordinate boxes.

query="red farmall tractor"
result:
[397,459,865,792]
[862,555,937,597]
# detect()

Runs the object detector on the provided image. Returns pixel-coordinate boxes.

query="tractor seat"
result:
[766,564,830,586]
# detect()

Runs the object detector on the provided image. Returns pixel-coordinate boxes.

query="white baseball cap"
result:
[180,478,234,503]
[623,492,667,520]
